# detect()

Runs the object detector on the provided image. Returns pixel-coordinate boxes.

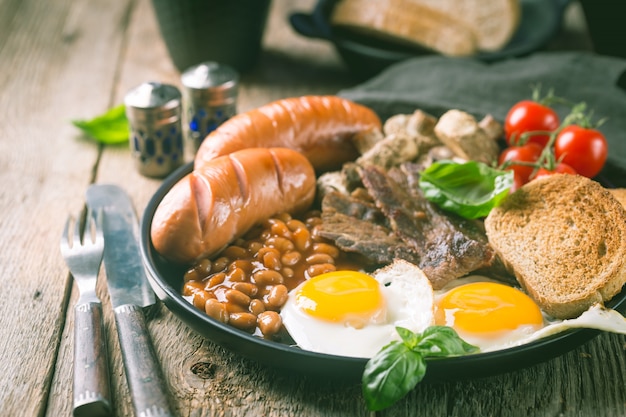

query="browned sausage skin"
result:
[151,148,316,264]
[194,95,382,172]
[152,96,380,264]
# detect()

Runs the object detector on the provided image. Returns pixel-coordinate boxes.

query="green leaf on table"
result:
[71,104,129,144]
[362,326,479,411]
[419,160,513,219]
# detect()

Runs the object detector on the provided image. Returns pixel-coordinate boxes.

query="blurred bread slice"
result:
[416,0,520,51]
[330,0,478,56]
[330,0,520,56]
[484,174,626,319]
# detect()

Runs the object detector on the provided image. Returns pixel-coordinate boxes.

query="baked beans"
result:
[182,211,357,339]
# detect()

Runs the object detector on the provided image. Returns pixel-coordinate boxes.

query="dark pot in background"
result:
[151,0,272,73]
[289,0,573,81]
[579,0,626,59]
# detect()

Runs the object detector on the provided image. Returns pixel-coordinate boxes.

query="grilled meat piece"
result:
[318,164,500,289]
[396,162,514,285]
[319,211,419,265]
[321,189,387,226]
[359,164,497,289]
[318,191,420,265]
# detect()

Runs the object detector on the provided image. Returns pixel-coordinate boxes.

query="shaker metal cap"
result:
[124,82,182,123]
[181,61,239,105]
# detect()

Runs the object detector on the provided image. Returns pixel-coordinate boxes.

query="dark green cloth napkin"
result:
[339,52,626,178]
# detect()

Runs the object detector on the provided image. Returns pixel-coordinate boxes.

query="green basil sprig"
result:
[419,160,513,219]
[72,104,129,144]
[362,326,478,411]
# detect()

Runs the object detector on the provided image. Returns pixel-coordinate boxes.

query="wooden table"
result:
[1,0,624,416]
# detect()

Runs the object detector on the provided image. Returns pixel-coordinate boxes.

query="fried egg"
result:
[280,259,434,358]
[434,275,626,352]
[434,276,545,351]
[282,265,626,358]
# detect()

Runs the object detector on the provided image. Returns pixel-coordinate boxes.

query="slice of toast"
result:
[609,188,626,208]
[484,174,626,319]
[330,0,478,56]
[415,0,520,51]
[330,0,520,55]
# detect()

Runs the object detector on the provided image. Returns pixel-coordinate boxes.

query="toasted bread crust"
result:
[484,174,626,319]
[609,188,626,208]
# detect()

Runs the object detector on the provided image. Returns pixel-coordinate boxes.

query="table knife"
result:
[86,184,174,417]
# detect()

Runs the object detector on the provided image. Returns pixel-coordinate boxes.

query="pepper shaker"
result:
[181,61,239,154]
[124,82,184,178]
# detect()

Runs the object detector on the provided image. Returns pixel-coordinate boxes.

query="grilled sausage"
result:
[194,95,382,172]
[151,148,316,264]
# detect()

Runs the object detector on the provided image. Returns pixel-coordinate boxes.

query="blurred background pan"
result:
[289,0,573,80]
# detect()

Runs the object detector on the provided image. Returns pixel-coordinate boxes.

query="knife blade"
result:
[86,184,174,417]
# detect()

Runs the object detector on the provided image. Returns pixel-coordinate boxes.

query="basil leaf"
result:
[362,341,427,411]
[362,326,479,411]
[414,326,479,357]
[72,104,129,144]
[396,326,420,349]
[419,160,513,219]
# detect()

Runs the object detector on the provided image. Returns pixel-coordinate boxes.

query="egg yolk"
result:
[435,282,543,334]
[295,271,385,327]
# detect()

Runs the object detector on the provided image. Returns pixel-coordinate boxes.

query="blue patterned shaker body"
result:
[124,82,184,178]
[181,62,239,153]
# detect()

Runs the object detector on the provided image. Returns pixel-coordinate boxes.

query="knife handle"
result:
[73,301,112,417]
[114,304,175,417]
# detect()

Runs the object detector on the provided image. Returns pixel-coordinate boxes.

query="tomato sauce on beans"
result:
[182,211,358,339]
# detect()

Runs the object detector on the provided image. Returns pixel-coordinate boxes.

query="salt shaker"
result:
[124,82,184,178]
[181,61,239,153]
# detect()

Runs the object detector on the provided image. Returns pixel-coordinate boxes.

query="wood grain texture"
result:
[386,332,626,417]
[0,0,132,415]
[1,0,625,416]
[90,1,369,415]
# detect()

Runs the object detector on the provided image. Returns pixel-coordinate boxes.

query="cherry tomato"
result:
[498,143,543,184]
[533,162,577,180]
[554,125,608,178]
[504,100,560,147]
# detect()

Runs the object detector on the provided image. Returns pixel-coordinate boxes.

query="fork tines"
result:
[62,208,103,249]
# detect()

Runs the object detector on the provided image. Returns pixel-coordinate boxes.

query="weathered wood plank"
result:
[3,0,624,415]
[88,0,374,415]
[0,0,133,414]
[73,0,626,416]
[385,333,626,417]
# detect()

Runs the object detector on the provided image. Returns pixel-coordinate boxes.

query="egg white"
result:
[281,266,626,357]
[511,303,626,346]
[280,259,435,358]
[464,303,626,352]
[433,275,545,351]
[434,275,626,352]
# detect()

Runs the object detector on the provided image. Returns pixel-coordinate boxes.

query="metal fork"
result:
[61,208,112,417]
